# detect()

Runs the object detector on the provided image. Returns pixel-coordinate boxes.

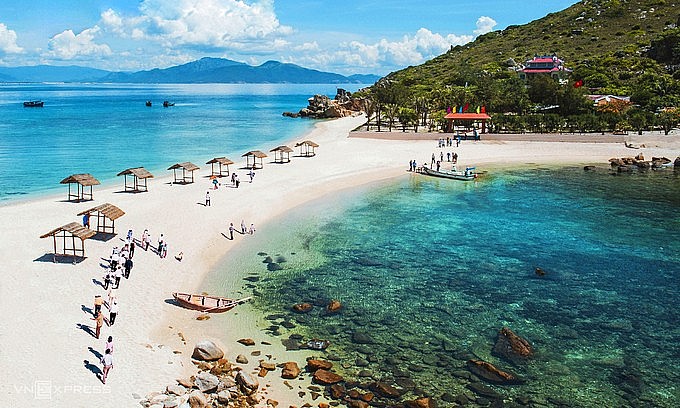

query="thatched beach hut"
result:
[117,167,154,192]
[40,222,96,261]
[77,203,125,235]
[270,145,294,163]
[242,150,267,169]
[206,157,234,177]
[168,162,200,184]
[60,174,100,202]
[295,140,319,157]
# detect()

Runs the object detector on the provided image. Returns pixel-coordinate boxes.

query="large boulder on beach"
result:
[236,371,259,395]
[492,327,533,364]
[187,390,208,408]
[307,359,333,371]
[192,340,224,361]
[194,372,219,393]
[281,362,301,379]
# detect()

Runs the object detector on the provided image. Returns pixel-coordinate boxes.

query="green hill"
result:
[366,0,680,126]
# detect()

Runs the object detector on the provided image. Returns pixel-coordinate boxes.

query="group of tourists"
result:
[88,227,162,384]
[438,135,461,148]
[227,219,256,240]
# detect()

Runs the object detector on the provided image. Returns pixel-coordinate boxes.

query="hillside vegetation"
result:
[359,0,680,133]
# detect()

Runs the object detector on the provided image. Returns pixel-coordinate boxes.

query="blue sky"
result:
[0,0,579,75]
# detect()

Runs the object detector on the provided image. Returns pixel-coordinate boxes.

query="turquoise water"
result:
[210,166,680,407]
[0,83,362,201]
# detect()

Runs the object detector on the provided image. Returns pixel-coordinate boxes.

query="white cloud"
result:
[0,23,23,53]
[101,0,292,50]
[45,27,112,59]
[474,16,497,35]
[288,28,472,73]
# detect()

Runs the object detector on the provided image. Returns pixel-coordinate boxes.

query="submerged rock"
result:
[292,303,313,313]
[369,382,402,399]
[492,327,534,364]
[466,359,523,384]
[327,299,342,313]
[307,359,333,371]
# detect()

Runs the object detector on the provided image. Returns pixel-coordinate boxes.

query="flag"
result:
[458,106,463,113]
[573,79,584,88]
[481,105,486,113]
[463,103,469,113]
[452,106,457,114]
[476,106,480,114]
[447,106,452,114]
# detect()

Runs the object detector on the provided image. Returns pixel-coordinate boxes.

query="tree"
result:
[383,104,399,132]
[397,107,418,132]
[657,108,680,135]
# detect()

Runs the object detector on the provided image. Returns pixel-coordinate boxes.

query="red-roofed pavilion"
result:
[444,112,491,134]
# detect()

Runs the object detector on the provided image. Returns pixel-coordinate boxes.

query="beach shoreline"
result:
[0,114,678,408]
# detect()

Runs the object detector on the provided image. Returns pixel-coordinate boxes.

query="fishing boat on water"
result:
[172,292,251,313]
[420,165,478,181]
[23,100,44,107]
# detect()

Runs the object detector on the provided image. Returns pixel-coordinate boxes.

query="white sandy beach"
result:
[0,114,678,408]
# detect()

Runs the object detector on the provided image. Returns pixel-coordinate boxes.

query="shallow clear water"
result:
[210,166,680,407]
[0,83,362,200]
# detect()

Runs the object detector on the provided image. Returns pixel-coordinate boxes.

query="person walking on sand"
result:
[109,300,119,326]
[105,336,114,354]
[249,223,256,235]
[103,270,113,290]
[205,191,211,206]
[100,349,113,384]
[157,234,164,256]
[82,213,90,228]
[91,310,104,339]
[94,295,103,316]
[129,241,135,259]
[234,174,240,188]
[142,229,150,251]
[228,223,235,240]
[107,287,117,309]
[126,229,133,244]
[124,256,133,279]
[241,219,247,234]
[113,265,123,289]
[248,169,255,183]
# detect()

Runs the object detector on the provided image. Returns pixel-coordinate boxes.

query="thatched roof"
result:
[270,145,294,153]
[295,140,319,148]
[116,167,154,179]
[168,162,200,171]
[206,157,235,165]
[77,203,125,221]
[40,222,96,240]
[60,174,100,186]
[242,150,268,158]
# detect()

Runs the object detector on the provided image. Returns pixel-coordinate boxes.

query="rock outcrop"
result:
[284,89,365,119]
[192,340,224,361]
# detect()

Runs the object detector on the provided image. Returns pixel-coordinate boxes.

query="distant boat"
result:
[145,100,152,107]
[420,166,478,181]
[172,292,251,313]
[23,100,44,107]
[163,101,175,107]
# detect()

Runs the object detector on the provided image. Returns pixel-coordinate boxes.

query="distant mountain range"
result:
[0,57,381,84]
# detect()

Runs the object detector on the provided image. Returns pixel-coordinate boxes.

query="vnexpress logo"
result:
[34,380,52,400]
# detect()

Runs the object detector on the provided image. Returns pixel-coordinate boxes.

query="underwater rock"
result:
[267,263,283,271]
[327,299,342,313]
[583,165,596,171]
[404,397,435,408]
[466,360,523,385]
[257,252,268,256]
[369,382,402,399]
[351,331,374,344]
[675,156,680,167]
[535,267,546,277]
[313,369,343,385]
[492,327,534,364]
[280,320,295,329]
[292,303,313,313]
[307,359,333,371]
[281,338,301,351]
[329,384,346,399]
[395,377,416,390]
[263,256,273,263]
[355,257,382,266]
[466,382,502,399]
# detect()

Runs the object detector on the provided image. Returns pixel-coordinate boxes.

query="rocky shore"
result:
[283,89,365,119]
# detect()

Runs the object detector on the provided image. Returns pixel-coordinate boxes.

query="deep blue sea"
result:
[0,83,363,201]
[205,166,680,408]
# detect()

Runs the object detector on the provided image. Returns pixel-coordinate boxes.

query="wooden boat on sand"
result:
[173,292,252,313]
[421,166,478,181]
